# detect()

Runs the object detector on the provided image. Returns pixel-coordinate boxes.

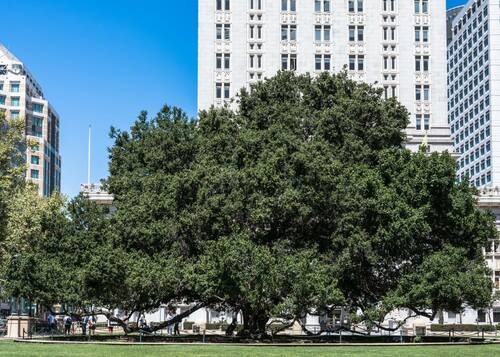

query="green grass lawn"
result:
[0,341,500,357]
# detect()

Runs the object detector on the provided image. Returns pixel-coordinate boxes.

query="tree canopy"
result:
[104,72,496,336]
[1,72,496,338]
[0,113,26,242]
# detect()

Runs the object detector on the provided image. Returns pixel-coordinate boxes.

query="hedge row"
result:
[182,321,244,332]
[430,324,500,332]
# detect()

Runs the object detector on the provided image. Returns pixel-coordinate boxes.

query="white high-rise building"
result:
[448,0,498,188]
[198,0,452,152]
[0,44,61,197]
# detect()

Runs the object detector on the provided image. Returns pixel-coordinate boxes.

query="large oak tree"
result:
[105,71,496,336]
[2,72,495,338]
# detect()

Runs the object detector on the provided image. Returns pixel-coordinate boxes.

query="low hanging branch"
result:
[103,302,206,334]
[56,303,206,335]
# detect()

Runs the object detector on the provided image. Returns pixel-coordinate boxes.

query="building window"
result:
[31,169,39,180]
[424,114,430,130]
[216,53,230,70]
[315,0,330,12]
[315,54,331,71]
[416,115,422,130]
[216,0,230,11]
[0,82,3,91]
[357,26,364,41]
[349,26,364,42]
[31,117,43,138]
[216,24,231,41]
[281,54,297,71]
[32,103,44,113]
[315,25,331,42]
[348,0,363,13]
[383,26,396,41]
[0,95,5,105]
[249,25,263,40]
[414,0,428,14]
[10,82,20,93]
[249,0,262,10]
[415,26,429,42]
[384,86,397,99]
[382,0,396,12]
[31,155,40,165]
[281,0,296,12]
[282,25,297,41]
[249,54,263,69]
[383,55,397,70]
[415,85,430,101]
[215,83,230,99]
[349,55,364,71]
[10,110,19,120]
[324,54,331,71]
[415,56,430,72]
[10,97,20,107]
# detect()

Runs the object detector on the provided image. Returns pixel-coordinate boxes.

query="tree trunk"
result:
[225,313,238,337]
[239,308,269,339]
[438,310,444,325]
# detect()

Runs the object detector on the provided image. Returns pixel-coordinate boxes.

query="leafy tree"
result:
[106,71,495,337]
[6,71,494,339]
[0,189,69,308]
[0,192,114,319]
[0,113,26,242]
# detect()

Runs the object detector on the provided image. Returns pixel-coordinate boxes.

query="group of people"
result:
[46,313,101,336]
[166,309,180,335]
[138,308,180,335]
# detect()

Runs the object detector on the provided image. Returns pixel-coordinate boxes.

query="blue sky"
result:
[2,0,466,197]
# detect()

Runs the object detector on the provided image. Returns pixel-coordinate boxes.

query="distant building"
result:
[448,0,497,188]
[198,0,452,153]
[0,44,61,197]
[447,6,464,44]
[80,183,115,213]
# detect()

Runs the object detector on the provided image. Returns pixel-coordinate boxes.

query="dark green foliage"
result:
[2,72,496,338]
[0,114,26,243]
[104,71,496,336]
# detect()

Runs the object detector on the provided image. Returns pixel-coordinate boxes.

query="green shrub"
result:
[220,323,243,332]
[205,323,223,330]
[183,321,195,330]
[268,323,291,334]
[430,324,499,332]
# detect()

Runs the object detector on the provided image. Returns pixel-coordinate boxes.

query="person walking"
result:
[47,313,57,333]
[171,310,180,336]
[63,315,72,335]
[81,316,88,336]
[107,317,114,334]
[88,315,96,336]
[166,310,174,335]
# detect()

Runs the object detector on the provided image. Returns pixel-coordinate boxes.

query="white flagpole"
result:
[88,125,91,186]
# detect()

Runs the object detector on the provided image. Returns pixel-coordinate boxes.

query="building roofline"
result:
[448,5,465,13]
[450,0,477,28]
[0,43,21,63]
